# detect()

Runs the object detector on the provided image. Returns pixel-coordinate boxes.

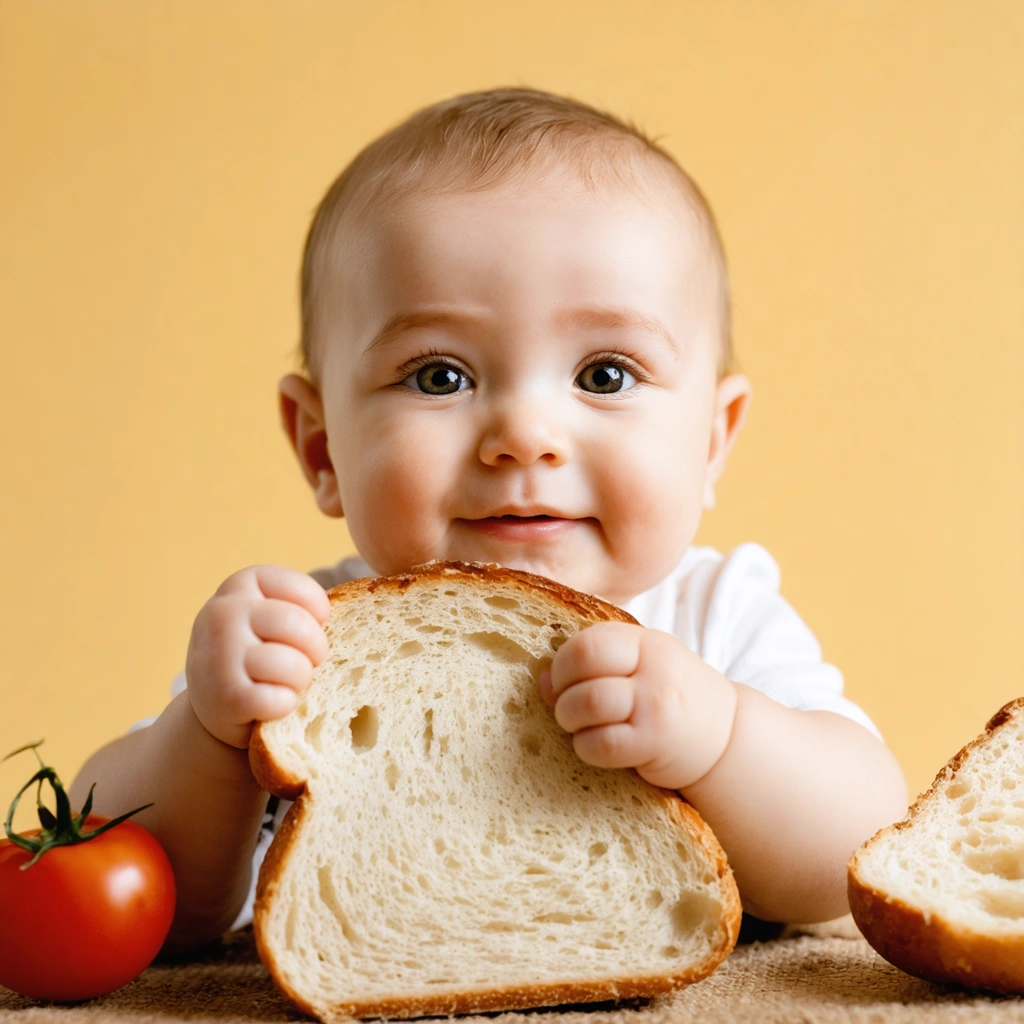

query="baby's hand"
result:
[538,622,738,791]
[185,565,331,749]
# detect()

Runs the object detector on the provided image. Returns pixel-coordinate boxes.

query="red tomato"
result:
[0,814,176,1001]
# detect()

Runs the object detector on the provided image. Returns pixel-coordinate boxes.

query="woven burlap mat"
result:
[2,916,1022,1023]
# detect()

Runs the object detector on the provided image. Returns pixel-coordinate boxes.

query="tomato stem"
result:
[3,740,154,869]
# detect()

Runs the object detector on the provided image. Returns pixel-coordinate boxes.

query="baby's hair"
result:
[298,86,733,382]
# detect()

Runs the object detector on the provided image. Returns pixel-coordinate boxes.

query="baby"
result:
[71,87,908,953]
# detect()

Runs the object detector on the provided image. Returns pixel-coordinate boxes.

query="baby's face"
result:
[296,174,748,605]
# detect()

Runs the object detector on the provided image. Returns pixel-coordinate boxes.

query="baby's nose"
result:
[476,395,571,468]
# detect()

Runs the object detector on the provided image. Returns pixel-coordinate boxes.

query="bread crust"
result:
[249,560,742,1019]
[848,696,1024,995]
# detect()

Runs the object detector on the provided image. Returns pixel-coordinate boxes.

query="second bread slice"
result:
[849,697,1024,994]
[250,560,740,1020]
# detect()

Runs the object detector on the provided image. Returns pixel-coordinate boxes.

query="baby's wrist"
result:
[646,651,737,793]
[675,671,738,791]
[179,691,261,783]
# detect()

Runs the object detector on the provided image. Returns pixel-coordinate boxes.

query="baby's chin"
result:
[360,525,644,605]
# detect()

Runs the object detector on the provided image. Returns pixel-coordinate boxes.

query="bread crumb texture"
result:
[849,696,1024,994]
[250,562,740,1019]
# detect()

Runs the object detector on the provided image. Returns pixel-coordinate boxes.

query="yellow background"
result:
[2,1,1022,832]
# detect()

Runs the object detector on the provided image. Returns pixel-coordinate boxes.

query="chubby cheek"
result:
[592,411,707,584]
[337,407,464,574]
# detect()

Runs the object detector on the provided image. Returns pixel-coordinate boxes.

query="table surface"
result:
[2,917,1023,1024]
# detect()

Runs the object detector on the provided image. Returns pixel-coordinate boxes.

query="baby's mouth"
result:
[457,513,591,542]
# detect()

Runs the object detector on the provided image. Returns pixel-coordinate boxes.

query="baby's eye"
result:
[576,361,638,395]
[401,362,471,396]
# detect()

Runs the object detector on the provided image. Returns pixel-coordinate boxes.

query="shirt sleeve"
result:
[691,543,883,740]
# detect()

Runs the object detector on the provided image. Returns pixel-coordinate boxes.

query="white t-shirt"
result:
[129,542,881,931]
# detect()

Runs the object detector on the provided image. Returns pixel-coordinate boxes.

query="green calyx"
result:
[3,740,153,870]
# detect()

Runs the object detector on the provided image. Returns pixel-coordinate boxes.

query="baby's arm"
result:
[540,622,909,923]
[69,566,329,954]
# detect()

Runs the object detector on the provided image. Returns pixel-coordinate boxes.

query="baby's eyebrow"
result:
[363,309,486,356]
[361,306,680,357]
[553,307,681,356]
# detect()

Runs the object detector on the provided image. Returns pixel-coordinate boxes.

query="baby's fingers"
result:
[571,722,653,771]
[249,599,329,667]
[553,677,634,734]
[244,641,316,692]
[217,565,331,623]
[242,682,299,722]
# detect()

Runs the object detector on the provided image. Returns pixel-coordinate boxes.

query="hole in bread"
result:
[464,631,536,666]
[404,617,423,626]
[646,890,664,909]
[304,713,327,753]
[348,706,379,751]
[485,595,521,611]
[520,734,542,756]
[385,763,400,790]
[423,708,434,754]
[397,640,425,658]
[662,945,680,958]
[947,782,969,799]
[671,891,720,938]
[964,846,1024,881]
[533,912,573,925]
[589,842,609,861]
[504,699,524,716]
[317,866,357,945]
[417,624,444,634]
[550,635,569,652]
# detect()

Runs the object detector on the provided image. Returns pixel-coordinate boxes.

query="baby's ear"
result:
[703,374,752,510]
[278,374,343,518]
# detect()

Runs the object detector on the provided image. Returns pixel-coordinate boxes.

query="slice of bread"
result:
[249,560,741,1020]
[848,697,1024,994]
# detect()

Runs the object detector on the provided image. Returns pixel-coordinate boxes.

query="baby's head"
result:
[280,87,751,605]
